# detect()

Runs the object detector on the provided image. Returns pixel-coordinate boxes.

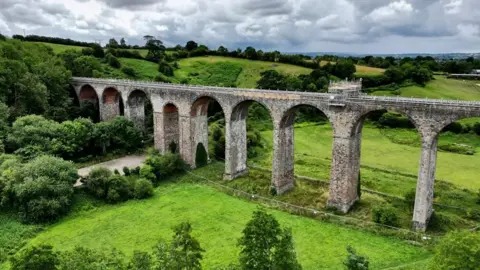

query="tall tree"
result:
[108,38,119,48]
[120,37,126,47]
[238,209,302,270]
[185,40,198,51]
[143,35,165,63]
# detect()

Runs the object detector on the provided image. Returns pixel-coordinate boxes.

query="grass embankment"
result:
[372,76,480,101]
[20,172,430,269]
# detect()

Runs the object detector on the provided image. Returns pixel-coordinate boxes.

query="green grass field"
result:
[22,176,430,269]
[373,76,480,101]
[253,123,480,191]
[175,56,312,88]
[32,42,85,54]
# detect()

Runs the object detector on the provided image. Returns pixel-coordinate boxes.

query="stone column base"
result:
[412,209,434,231]
[327,196,359,213]
[223,168,249,181]
[275,182,295,195]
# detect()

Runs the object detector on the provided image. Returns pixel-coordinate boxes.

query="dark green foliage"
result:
[257,70,287,90]
[122,66,137,77]
[186,41,199,51]
[0,155,78,223]
[372,205,398,226]
[114,169,120,175]
[357,172,361,199]
[238,209,301,270]
[84,167,112,199]
[10,244,58,270]
[90,43,105,58]
[0,40,73,122]
[154,73,172,83]
[134,178,154,199]
[168,141,178,153]
[72,55,103,77]
[144,36,165,63]
[106,53,121,68]
[129,250,152,270]
[404,189,416,211]
[443,122,463,134]
[195,143,208,168]
[428,212,455,232]
[378,112,414,129]
[0,33,6,41]
[430,230,480,270]
[153,222,204,270]
[272,228,302,270]
[105,174,132,204]
[438,143,475,155]
[123,166,131,176]
[473,122,480,136]
[93,116,143,155]
[57,246,126,270]
[158,60,174,76]
[343,246,369,270]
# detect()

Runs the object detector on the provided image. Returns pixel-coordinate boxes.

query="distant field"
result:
[255,123,480,191]
[25,178,430,270]
[176,56,312,88]
[32,42,85,54]
[320,61,385,76]
[373,76,480,101]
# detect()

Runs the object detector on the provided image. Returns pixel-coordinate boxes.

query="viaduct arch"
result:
[71,77,480,231]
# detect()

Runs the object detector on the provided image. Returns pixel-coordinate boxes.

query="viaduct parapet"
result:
[71,77,480,231]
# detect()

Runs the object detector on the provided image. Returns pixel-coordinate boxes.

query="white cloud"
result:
[0,0,478,53]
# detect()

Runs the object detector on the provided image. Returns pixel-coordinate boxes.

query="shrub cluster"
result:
[438,143,475,155]
[83,167,153,204]
[143,152,186,182]
[0,155,78,223]
[8,115,143,161]
[372,205,398,227]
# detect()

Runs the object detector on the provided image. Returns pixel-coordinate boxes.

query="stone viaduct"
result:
[71,77,480,231]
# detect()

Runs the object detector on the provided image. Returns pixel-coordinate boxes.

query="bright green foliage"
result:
[238,209,301,270]
[154,222,205,270]
[57,246,126,270]
[0,155,77,223]
[106,53,121,68]
[93,116,143,155]
[343,246,369,270]
[134,178,154,199]
[129,250,152,270]
[10,244,58,270]
[372,205,398,227]
[430,230,480,270]
[53,118,95,160]
[140,165,156,182]
[144,152,186,182]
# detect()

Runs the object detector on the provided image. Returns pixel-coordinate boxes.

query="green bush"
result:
[428,212,455,232]
[105,53,121,68]
[378,112,414,129]
[129,250,152,270]
[123,166,131,176]
[85,167,112,199]
[144,152,186,181]
[404,189,416,211]
[121,66,136,77]
[10,244,58,270]
[58,246,126,270]
[438,143,475,155]
[134,178,154,199]
[372,205,398,226]
[106,175,132,204]
[343,245,369,270]
[0,155,78,223]
[159,60,174,76]
[154,73,172,83]
[430,230,480,270]
[140,165,156,182]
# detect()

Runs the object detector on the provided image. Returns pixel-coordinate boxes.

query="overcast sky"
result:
[0,0,479,54]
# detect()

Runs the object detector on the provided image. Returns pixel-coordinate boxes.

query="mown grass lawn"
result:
[26,177,430,269]
[254,123,480,191]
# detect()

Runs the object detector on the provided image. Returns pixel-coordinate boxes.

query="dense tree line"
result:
[12,34,96,47]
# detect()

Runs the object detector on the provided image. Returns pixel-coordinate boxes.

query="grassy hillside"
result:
[22,171,430,269]
[32,42,85,54]
[372,76,480,101]
[254,123,480,191]
[175,56,312,88]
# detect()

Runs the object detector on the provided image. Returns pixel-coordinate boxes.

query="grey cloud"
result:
[97,0,164,9]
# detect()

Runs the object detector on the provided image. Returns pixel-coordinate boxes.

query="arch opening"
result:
[195,143,208,168]
[102,87,124,121]
[162,103,180,154]
[127,90,153,135]
[78,84,100,123]
[190,96,226,167]
[225,100,272,180]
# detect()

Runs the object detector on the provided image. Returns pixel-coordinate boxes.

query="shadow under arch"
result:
[78,84,100,122]
[161,103,180,154]
[127,89,153,132]
[102,87,124,121]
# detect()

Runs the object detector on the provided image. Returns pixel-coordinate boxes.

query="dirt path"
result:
[76,155,147,186]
